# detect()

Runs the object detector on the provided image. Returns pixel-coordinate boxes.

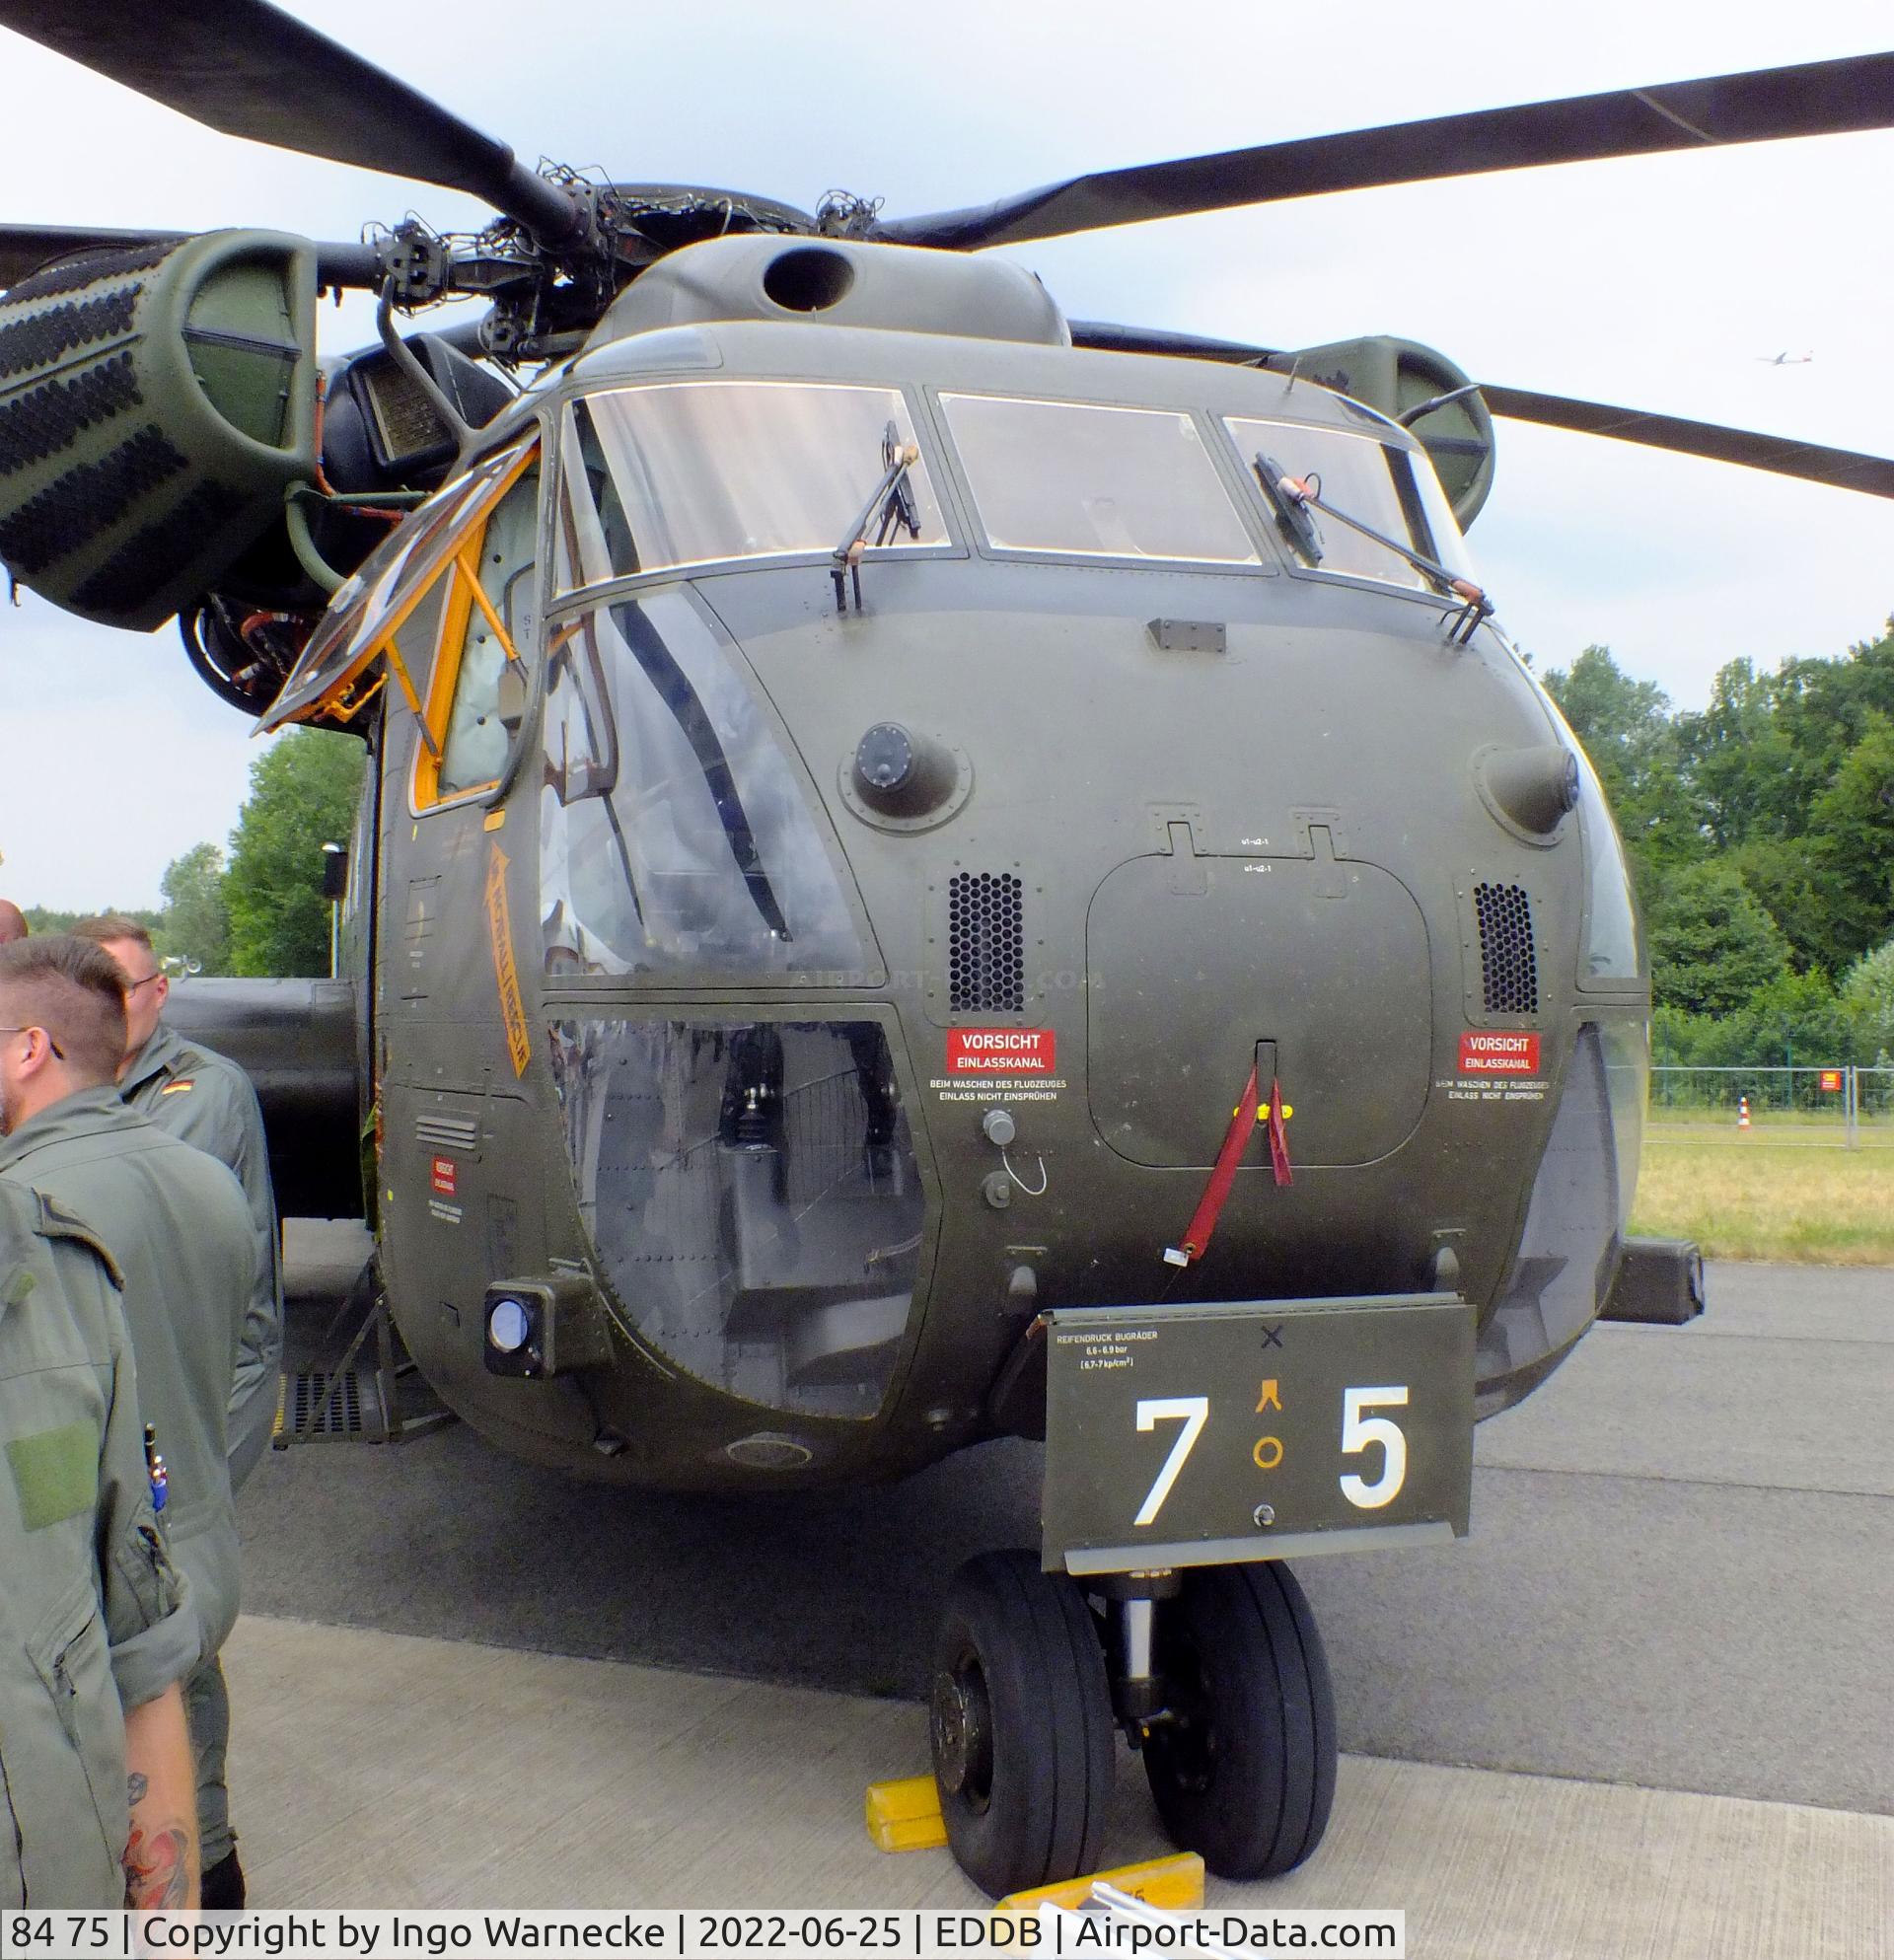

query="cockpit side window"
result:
[417,460,543,806]
[258,438,535,733]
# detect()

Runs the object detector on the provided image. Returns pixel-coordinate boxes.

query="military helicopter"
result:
[4,2,1892,1897]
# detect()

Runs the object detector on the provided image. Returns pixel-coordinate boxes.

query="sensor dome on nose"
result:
[851,721,960,819]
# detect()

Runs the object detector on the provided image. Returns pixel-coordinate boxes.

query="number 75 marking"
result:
[1132,1396,1209,1525]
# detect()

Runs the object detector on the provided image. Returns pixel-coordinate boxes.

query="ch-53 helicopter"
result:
[4,3,1892,1897]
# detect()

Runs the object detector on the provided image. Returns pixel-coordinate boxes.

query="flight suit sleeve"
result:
[170,1061,284,1478]
[96,1310,200,1708]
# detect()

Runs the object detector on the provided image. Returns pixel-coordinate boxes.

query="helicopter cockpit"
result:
[257,293,1596,1431]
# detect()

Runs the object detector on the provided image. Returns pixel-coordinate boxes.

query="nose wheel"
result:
[928,1550,1115,1898]
[928,1553,1337,1896]
[1141,1561,1337,1880]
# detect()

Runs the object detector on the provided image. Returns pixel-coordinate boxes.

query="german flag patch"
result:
[159,1079,195,1096]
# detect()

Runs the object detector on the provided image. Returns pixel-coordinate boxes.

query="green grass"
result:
[1631,1130,1894,1263]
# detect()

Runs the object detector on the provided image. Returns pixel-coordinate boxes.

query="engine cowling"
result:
[0,229,320,630]
[1261,335,1496,530]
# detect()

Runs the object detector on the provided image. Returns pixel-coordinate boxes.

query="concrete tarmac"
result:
[224,1615,1892,1956]
[227,1232,1893,1951]
[250,1234,1894,1816]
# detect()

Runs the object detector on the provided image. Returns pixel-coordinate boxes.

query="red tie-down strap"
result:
[1265,1076,1293,1188]
[1165,1070,1293,1267]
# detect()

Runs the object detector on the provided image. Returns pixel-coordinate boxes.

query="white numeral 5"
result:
[1339,1386,1408,1509]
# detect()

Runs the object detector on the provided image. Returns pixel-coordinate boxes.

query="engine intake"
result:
[0,229,319,630]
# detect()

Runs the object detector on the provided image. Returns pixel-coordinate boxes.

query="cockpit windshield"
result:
[941,394,1260,564]
[1225,416,1474,591]
[555,381,949,594]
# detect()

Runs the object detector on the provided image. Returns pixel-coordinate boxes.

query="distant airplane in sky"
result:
[1757,351,1815,365]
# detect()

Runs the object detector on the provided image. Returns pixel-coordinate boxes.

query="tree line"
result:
[26,729,365,980]
[1544,617,1894,1069]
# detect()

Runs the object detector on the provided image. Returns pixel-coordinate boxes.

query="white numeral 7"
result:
[1133,1396,1209,1526]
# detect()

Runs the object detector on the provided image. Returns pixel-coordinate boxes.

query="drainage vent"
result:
[286,1368,368,1436]
[949,872,1024,1014]
[1473,882,1539,1015]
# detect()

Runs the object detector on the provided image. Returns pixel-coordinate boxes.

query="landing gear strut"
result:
[928,1554,1337,1897]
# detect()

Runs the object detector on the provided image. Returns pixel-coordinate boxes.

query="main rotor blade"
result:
[879,50,1894,250]
[1068,322,1894,500]
[0,223,381,291]
[0,0,580,241]
[1479,388,1894,499]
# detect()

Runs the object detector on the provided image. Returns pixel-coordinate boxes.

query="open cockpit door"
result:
[256,435,538,735]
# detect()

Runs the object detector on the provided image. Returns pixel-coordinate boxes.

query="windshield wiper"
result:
[1254,450,1326,564]
[831,420,921,614]
[1253,452,1493,643]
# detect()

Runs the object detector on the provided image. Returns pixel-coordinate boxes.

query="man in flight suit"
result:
[0,938,255,1910]
[1,1040,200,1905]
[74,917,282,1487]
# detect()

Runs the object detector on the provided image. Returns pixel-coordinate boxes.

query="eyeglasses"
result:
[0,1026,65,1060]
[123,973,166,994]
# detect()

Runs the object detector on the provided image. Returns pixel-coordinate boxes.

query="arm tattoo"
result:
[126,1773,149,1806]
[124,1821,190,1908]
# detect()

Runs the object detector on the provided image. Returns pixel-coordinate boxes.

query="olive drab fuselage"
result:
[331,302,1648,1494]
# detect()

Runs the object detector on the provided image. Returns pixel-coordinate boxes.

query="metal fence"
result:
[1648,1064,1894,1148]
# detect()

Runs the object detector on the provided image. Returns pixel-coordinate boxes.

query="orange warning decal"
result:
[484,843,532,1078]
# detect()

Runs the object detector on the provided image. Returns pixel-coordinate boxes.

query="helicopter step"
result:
[274,1251,453,1448]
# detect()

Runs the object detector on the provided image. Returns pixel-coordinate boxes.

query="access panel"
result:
[1086,852,1431,1167]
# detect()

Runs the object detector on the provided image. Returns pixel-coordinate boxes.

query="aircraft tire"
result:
[1142,1561,1337,1880]
[928,1549,1115,1899]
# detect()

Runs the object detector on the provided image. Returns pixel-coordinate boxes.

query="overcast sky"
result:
[1,0,1890,908]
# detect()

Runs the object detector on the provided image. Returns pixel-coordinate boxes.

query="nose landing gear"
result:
[927,1553,1337,1898]
[929,1550,1116,1899]
[1140,1561,1337,1879]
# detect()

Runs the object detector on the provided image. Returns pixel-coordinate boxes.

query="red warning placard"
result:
[430,1156,458,1196]
[947,1029,1056,1074]
[1458,1031,1541,1075]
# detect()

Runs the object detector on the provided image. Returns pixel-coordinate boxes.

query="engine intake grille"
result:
[1474,881,1539,1015]
[948,871,1024,1014]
